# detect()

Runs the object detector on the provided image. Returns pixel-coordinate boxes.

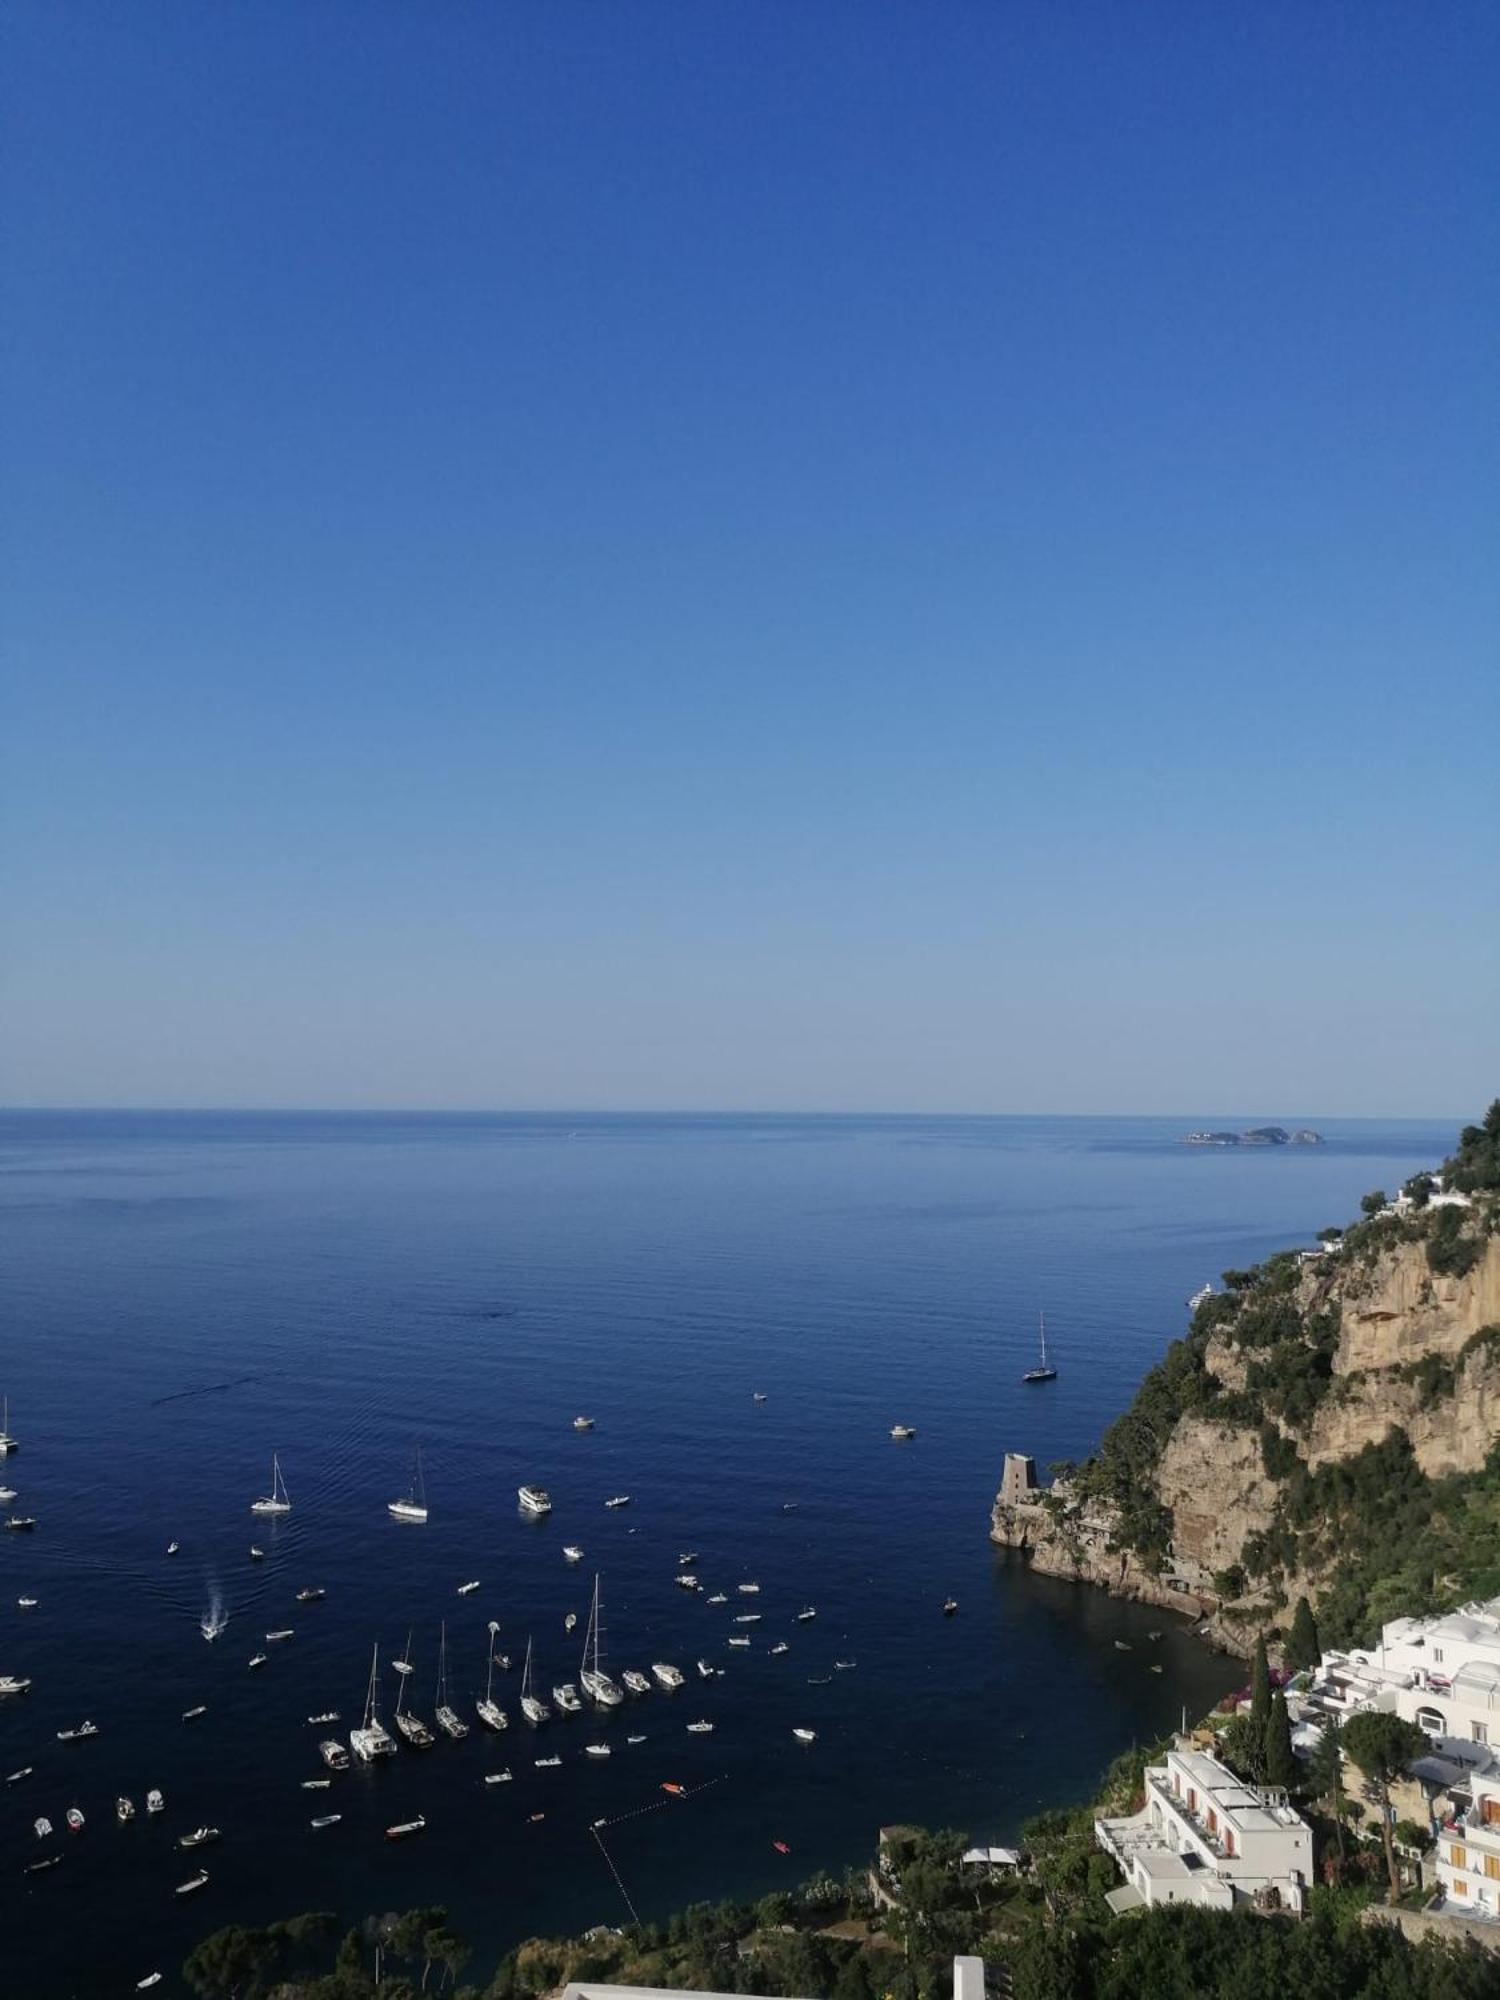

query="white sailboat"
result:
[249,1452,291,1516]
[1021,1309,1058,1384]
[578,1574,624,1707]
[476,1621,508,1731]
[434,1620,468,1738]
[519,1635,551,1724]
[388,1445,429,1523]
[349,1644,396,1761]
[0,1396,17,1454]
[393,1641,435,1748]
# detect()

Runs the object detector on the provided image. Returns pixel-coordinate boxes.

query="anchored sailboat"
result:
[349,1644,396,1762]
[476,1622,508,1731]
[434,1620,468,1738]
[1021,1310,1058,1384]
[249,1452,291,1516]
[0,1396,17,1455]
[393,1640,434,1749]
[388,1445,429,1523]
[519,1636,551,1725]
[579,1574,624,1707]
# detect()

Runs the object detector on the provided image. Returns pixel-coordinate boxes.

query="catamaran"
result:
[519,1637,551,1724]
[476,1622,508,1731]
[434,1620,468,1738]
[393,1641,435,1749]
[578,1574,624,1707]
[388,1445,429,1523]
[1021,1309,1058,1384]
[0,1397,17,1455]
[349,1644,396,1761]
[249,1452,291,1516]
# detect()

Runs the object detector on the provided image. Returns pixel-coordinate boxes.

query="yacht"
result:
[622,1669,651,1695]
[572,1416,595,1431]
[603,1495,631,1509]
[0,1676,32,1697]
[578,1574,624,1707]
[1188,1282,1215,1310]
[146,1790,165,1814]
[517,1485,551,1516]
[792,1727,817,1744]
[476,1621,508,1731]
[393,1644,435,1749]
[175,1870,210,1896]
[651,1662,684,1690]
[178,1826,220,1849]
[518,1637,551,1724]
[57,1720,98,1741]
[795,1606,816,1622]
[889,1424,917,1440]
[737,1582,760,1594]
[686,1719,714,1734]
[0,1397,17,1454]
[434,1621,468,1738]
[318,1739,349,1771]
[551,1681,582,1713]
[457,1580,480,1596]
[562,1545,584,1563]
[349,1644,397,1761]
[388,1445,429,1523]
[249,1452,292,1516]
[1021,1310,1058,1384]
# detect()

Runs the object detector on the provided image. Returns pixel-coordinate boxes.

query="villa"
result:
[1307,1599,1500,1751]
[1436,1758,1500,1920]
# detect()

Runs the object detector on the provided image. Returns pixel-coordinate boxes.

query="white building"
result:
[1310,1599,1500,1752]
[563,1961,987,2000]
[1436,1756,1500,1920]
[1096,1744,1313,1914]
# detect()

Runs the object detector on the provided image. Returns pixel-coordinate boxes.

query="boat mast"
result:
[485,1622,498,1705]
[1039,1310,1047,1368]
[437,1620,448,1707]
[365,1644,380,1729]
[581,1574,601,1677]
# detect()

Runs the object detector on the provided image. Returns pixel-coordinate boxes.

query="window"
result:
[1454,1878,1469,1896]
[1224,1830,1235,1857]
[1434,1649,1445,1664]
[1482,1799,1500,1826]
[1475,1722,1489,1746]
[1484,1855,1500,1882]
[1451,1844,1468,1868]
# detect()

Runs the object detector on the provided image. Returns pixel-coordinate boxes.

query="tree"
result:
[1265,1692,1298,1792]
[1342,1710,1429,1900]
[1306,1719,1347,1860]
[1285,1596,1321,1672]
[1248,1633,1272,1772]
[1360,1190,1388,1217]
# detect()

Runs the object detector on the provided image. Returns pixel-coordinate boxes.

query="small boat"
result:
[178,1826,219,1849]
[175,1870,210,1896]
[250,1451,292,1517]
[942,1598,958,1617]
[318,1740,349,1770]
[1114,1640,1131,1652]
[57,1720,99,1741]
[584,1742,611,1757]
[248,1653,268,1670]
[651,1662,684,1690]
[686,1719,714,1734]
[737,1582,760,1595]
[385,1816,426,1841]
[551,1681,582,1713]
[773,1839,790,1855]
[301,1778,331,1790]
[182,1705,207,1722]
[675,1573,702,1592]
[622,1669,651,1695]
[563,1612,577,1634]
[1021,1310,1058,1384]
[781,1501,799,1512]
[25,1853,62,1874]
[457,1580,481,1596]
[889,1424,916,1441]
[1150,1663,1164,1674]
[727,1636,750,1648]
[308,1710,339,1725]
[310,1813,341,1829]
[493,1652,512,1670]
[0,1487,16,1502]
[484,1769,514,1785]
[349,1644,397,1761]
[528,1810,546,1822]
[477,1622,509,1732]
[6,1766,33,1782]
[17,1595,39,1608]
[389,1444,430,1524]
[534,1754,562,1768]
[562,1545,584,1563]
[603,1495,631,1509]
[146,1790,165,1814]
[769,1642,789,1656]
[249,1546,265,1560]
[733,1613,762,1625]
[660,1781,685,1796]
[1147,1630,1162,1641]
[696,1659,715,1679]
[677,1551,699,1566]
[517,1485,552,1516]
[117,1796,136,1823]
[295,1587,327,1603]
[434,1621,469,1738]
[833,1659,856,1671]
[266,1628,294,1644]
[519,1638,551,1724]
[166,1541,180,1556]
[0,1675,32,1697]
[706,1592,728,1605]
[626,1732,647,1744]
[34,1815,53,1839]
[795,1606,816,1622]
[67,1810,86,1839]
[573,1416,595,1431]
[792,1727,817,1744]
[199,1601,227,1641]
[752,1393,768,1403]
[5,1516,37,1531]
[136,1977,162,1990]
[807,1673,832,1685]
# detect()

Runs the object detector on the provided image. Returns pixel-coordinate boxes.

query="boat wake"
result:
[150,1376,258,1409]
[199,1583,228,1641]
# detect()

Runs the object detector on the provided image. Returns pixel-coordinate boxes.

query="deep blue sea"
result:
[0,1110,1456,1995]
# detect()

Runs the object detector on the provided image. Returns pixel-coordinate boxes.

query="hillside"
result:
[993,1103,1500,1657]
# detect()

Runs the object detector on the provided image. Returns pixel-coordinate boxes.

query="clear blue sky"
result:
[3,3,1496,1114]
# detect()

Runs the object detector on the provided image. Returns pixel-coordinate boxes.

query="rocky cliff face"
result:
[992,1204,1500,1658]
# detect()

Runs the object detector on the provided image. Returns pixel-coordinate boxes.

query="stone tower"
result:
[999,1451,1039,1506]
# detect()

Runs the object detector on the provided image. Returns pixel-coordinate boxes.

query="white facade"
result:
[1096,1745,1312,1914]
[1436,1758,1500,1921]
[1311,1599,1500,1752]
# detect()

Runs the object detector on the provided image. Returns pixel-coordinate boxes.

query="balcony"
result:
[1145,1772,1228,1860]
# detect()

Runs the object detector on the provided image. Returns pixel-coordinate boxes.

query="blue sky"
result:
[3,2,1496,1113]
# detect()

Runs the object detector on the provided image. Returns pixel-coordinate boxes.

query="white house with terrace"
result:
[1307,1600,1500,1752]
[1096,1745,1313,1915]
[1436,1754,1500,1920]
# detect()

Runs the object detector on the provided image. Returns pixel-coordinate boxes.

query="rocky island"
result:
[996,1102,1500,1658]
[1184,1125,1324,1146]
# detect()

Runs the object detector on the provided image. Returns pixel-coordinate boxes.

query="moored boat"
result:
[388,1444,429,1523]
[66,1807,85,1832]
[622,1668,651,1695]
[476,1621,508,1731]
[457,1579,480,1596]
[310,1813,341,1828]
[889,1424,916,1440]
[174,1870,209,1896]
[518,1485,552,1516]
[295,1587,327,1603]
[116,1796,136,1823]
[651,1661,684,1690]
[349,1644,397,1761]
[318,1739,349,1770]
[578,1574,624,1707]
[434,1620,468,1738]
[603,1494,630,1508]
[572,1415,595,1431]
[146,1789,165,1814]
[57,1719,98,1741]
[249,1451,292,1516]
[0,1676,32,1697]
[385,1815,426,1840]
[551,1681,582,1713]
[519,1637,551,1724]
[792,1727,817,1743]
[178,1826,219,1849]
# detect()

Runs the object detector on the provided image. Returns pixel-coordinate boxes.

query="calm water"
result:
[0,1111,1453,1995]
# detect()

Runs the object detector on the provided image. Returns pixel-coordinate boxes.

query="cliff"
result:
[993,1106,1500,1658]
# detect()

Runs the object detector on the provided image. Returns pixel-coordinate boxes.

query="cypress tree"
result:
[1265,1691,1298,1791]
[1249,1632,1273,1753]
[1287,1596,1320,1672]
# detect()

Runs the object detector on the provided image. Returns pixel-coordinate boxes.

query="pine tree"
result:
[1286,1597,1320,1672]
[1265,1691,1298,1791]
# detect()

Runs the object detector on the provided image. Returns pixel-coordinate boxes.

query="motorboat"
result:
[249,1546,265,1560]
[349,1645,397,1761]
[0,1676,32,1697]
[310,1813,341,1829]
[57,1720,98,1741]
[572,1416,595,1431]
[795,1607,817,1622]
[752,1392,767,1403]
[6,1766,33,1783]
[733,1612,762,1625]
[519,1638,551,1724]
[493,1652,512,1670]
[677,1551,699,1565]
[166,1541,180,1556]
[942,1598,958,1617]
[728,1636,750,1648]
[318,1739,349,1770]
[518,1485,552,1516]
[626,1732,646,1744]
[737,1582,760,1595]
[457,1579,480,1596]
[199,1602,227,1641]
[25,1853,62,1873]
[178,1826,219,1849]
[0,1487,16,1502]
[769,1642,789,1656]
[308,1709,339,1725]
[834,1658,856,1671]
[551,1681,582,1713]
[562,1545,584,1563]
[34,1816,53,1839]
[697,1659,715,1679]
[182,1705,207,1721]
[584,1742,611,1757]
[484,1769,514,1785]
[295,1587,327,1603]
[175,1871,210,1896]
[5,1516,37,1531]
[675,1573,701,1592]
[385,1815,426,1840]
[136,1979,163,1991]
[686,1720,714,1734]
[249,1452,292,1516]
[889,1424,917,1440]
[651,1662,684,1690]
[622,1669,651,1695]
[603,1495,631,1509]
[706,1593,728,1606]
[301,1778,331,1790]
[266,1628,294,1644]
[66,1807,85,1832]
[389,1445,429,1523]
[248,1653,268,1671]
[807,1673,832,1684]
[146,1790,165,1814]
[792,1727,817,1744]
[563,1612,577,1634]
[534,1754,562,1768]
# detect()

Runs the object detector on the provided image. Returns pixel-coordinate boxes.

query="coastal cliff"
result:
[993,1105,1500,1658]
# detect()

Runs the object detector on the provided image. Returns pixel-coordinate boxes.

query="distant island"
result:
[1183,1125,1323,1147]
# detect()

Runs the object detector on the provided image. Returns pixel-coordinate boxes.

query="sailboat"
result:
[393,1639,435,1748]
[1021,1310,1058,1384]
[578,1574,624,1707]
[476,1622,508,1731]
[0,1396,17,1455]
[388,1445,428,1523]
[434,1620,468,1738]
[349,1645,396,1761]
[249,1453,291,1516]
[518,1637,551,1725]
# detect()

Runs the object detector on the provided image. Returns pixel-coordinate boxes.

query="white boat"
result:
[178,1826,219,1849]
[295,1586,326,1603]
[476,1621,508,1731]
[769,1642,789,1656]
[146,1789,165,1814]
[0,1675,32,1697]
[517,1484,551,1516]
[792,1727,817,1744]
[310,1813,341,1829]
[318,1739,349,1770]
[795,1606,816,1622]
[0,1396,17,1454]
[584,1742,611,1757]
[248,1546,265,1560]
[483,1769,514,1785]
[651,1662,684,1690]
[697,1659,715,1679]
[248,1653,268,1670]
[564,1612,577,1634]
[385,1815,425,1840]
[308,1709,339,1725]
[393,1642,435,1749]
[6,1765,33,1782]
[562,1545,584,1563]
[752,1392,767,1403]
[733,1612,762,1625]
[551,1681,582,1713]
[57,1719,98,1741]
[572,1415,595,1431]
[677,1551,699,1565]
[4,1515,37,1531]
[136,1979,163,1991]
[706,1593,728,1606]
[66,1807,85,1833]
[14,1593,35,1608]
[833,1658,856,1671]
[301,1778,331,1789]
[434,1620,469,1738]
[675,1573,701,1592]
[889,1424,917,1440]
[182,1705,207,1722]
[34,1816,52,1838]
[349,1644,397,1761]
[737,1582,760,1595]
[519,1637,551,1724]
[0,1487,16,1502]
[727,1637,750,1648]
[534,1754,562,1768]
[166,1541,180,1556]
[578,1574,624,1707]
[626,1732,647,1744]
[249,1451,292,1516]
[603,1495,631,1509]
[392,1629,415,1676]
[389,1444,429,1523]
[199,1601,227,1641]
[25,1853,61,1874]
[175,1870,210,1895]
[1021,1310,1059,1384]
[457,1580,481,1596]
[686,1719,714,1733]
[622,1668,651,1695]
[266,1628,294,1643]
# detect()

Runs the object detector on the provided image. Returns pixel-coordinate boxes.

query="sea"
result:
[0,1110,1456,1995]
